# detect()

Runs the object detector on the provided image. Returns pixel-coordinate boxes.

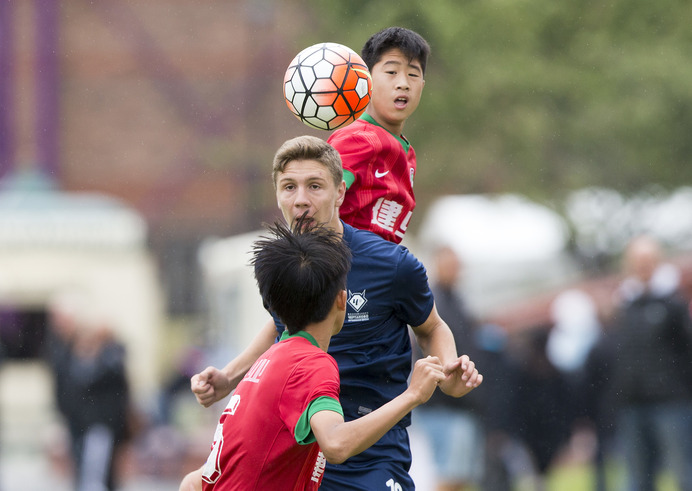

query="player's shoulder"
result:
[328,118,380,144]
[343,223,419,263]
[344,222,396,247]
[290,343,339,381]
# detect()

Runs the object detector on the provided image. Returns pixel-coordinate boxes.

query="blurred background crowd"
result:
[1,1,691,490]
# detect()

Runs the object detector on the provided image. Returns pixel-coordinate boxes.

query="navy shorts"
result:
[320,426,414,490]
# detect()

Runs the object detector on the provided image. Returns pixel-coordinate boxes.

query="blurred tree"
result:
[302,0,692,224]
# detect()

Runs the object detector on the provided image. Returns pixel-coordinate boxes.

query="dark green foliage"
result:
[302,0,692,209]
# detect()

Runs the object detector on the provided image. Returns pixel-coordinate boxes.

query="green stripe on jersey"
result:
[294,396,344,445]
[360,113,411,153]
[344,170,355,189]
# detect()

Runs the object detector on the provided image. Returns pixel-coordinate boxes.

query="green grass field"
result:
[539,462,677,491]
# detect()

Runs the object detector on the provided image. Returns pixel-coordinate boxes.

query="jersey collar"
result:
[279,330,320,348]
[360,113,411,153]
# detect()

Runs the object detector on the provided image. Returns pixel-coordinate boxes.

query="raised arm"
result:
[191,318,277,407]
[310,356,447,464]
[410,303,483,397]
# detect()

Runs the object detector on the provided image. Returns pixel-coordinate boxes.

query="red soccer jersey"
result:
[328,114,416,244]
[201,332,341,491]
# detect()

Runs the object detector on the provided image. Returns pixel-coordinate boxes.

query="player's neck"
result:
[303,324,332,352]
[328,217,344,237]
[303,297,345,352]
[365,110,404,138]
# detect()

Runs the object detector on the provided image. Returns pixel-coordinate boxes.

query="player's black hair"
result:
[361,26,431,75]
[251,216,351,335]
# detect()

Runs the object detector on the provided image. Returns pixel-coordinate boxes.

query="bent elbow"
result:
[320,443,350,465]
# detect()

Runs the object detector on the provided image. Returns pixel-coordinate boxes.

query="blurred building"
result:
[0,170,164,401]
[0,0,316,317]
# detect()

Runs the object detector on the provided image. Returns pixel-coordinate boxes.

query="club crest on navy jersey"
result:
[347,289,368,312]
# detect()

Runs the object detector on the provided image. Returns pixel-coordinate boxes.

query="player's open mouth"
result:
[394,97,408,108]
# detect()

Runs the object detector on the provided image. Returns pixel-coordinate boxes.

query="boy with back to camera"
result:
[180,221,448,490]
[328,26,429,243]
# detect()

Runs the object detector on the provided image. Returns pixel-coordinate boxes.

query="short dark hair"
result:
[361,27,431,75]
[251,219,351,335]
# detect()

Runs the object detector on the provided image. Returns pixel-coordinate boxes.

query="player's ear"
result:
[335,180,346,207]
[336,290,347,312]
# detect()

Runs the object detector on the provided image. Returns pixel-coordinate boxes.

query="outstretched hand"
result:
[438,354,483,398]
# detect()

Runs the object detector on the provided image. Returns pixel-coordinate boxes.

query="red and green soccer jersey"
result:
[201,331,343,491]
[327,113,416,244]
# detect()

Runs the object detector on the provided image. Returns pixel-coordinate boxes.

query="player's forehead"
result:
[375,48,423,73]
[277,159,333,183]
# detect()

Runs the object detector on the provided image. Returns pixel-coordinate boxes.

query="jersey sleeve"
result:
[328,131,375,183]
[294,396,344,445]
[393,247,435,327]
[279,354,340,443]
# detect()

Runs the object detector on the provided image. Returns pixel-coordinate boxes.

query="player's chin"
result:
[292,215,316,230]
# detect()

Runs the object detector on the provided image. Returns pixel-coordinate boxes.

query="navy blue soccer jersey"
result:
[272,222,435,488]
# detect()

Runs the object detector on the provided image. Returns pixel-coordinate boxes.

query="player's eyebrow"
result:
[382,59,422,74]
[278,174,327,185]
[306,176,329,185]
[382,59,403,69]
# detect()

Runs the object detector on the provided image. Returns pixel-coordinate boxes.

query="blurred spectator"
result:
[473,322,514,491]
[582,318,619,491]
[155,345,205,426]
[505,326,573,491]
[548,289,609,489]
[413,246,484,491]
[46,291,85,462]
[547,289,601,376]
[46,294,131,491]
[610,235,692,491]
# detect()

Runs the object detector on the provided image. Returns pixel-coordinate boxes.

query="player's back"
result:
[202,335,339,490]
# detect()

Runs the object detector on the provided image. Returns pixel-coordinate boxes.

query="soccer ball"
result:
[283,43,372,131]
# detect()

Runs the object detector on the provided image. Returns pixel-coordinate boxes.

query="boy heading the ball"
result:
[328,27,430,244]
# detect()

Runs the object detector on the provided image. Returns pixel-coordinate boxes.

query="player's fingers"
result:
[194,389,215,407]
[459,357,475,375]
[465,369,482,388]
[442,358,461,375]
[192,382,212,397]
[434,368,446,385]
[414,358,443,382]
[423,355,443,369]
[191,373,213,395]
[190,375,200,391]
[197,366,218,385]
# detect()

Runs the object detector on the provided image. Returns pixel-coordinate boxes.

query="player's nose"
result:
[293,186,311,206]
